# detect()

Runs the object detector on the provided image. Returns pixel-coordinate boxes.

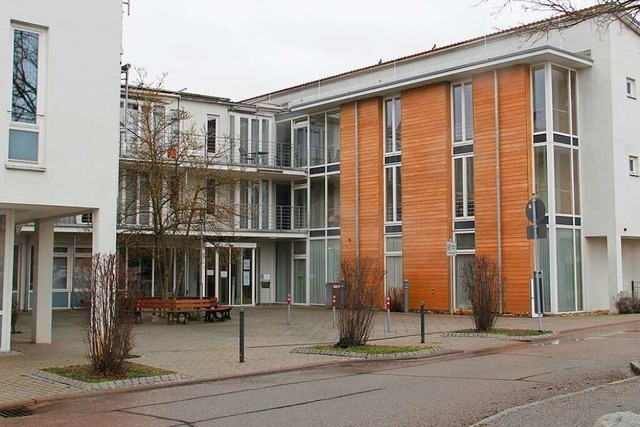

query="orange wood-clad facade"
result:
[473,66,533,313]
[337,64,533,313]
[402,83,452,310]
[339,99,384,266]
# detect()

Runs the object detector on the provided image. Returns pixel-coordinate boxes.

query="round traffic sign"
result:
[526,198,546,224]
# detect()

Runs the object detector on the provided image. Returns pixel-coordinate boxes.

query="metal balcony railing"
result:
[119,133,308,171]
[118,204,308,233]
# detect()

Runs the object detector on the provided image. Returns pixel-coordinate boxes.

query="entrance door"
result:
[293,258,306,304]
[275,241,291,303]
[214,246,255,306]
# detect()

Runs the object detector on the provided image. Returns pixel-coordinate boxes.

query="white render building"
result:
[0,1,122,351]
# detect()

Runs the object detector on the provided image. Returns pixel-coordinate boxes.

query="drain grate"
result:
[0,407,32,418]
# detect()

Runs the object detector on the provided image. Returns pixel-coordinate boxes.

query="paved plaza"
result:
[1,306,639,408]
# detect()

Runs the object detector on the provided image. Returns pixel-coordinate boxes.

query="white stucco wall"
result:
[621,238,640,293]
[0,0,121,248]
[584,237,609,310]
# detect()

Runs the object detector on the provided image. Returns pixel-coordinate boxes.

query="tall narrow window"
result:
[206,179,216,214]
[9,27,41,162]
[552,66,570,134]
[452,82,473,143]
[327,112,340,163]
[385,236,403,289]
[453,156,474,218]
[327,175,340,228]
[310,114,326,166]
[206,115,217,153]
[384,97,402,153]
[385,166,402,223]
[532,66,546,133]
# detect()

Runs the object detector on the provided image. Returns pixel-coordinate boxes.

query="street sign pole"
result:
[527,195,546,332]
[446,240,457,317]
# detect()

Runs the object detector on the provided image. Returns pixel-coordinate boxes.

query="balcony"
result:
[119,204,307,236]
[119,134,307,174]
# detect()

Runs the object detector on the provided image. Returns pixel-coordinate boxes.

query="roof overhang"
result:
[285,46,592,114]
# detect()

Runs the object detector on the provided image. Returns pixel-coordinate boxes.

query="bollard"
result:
[420,301,425,344]
[403,279,410,314]
[287,293,291,326]
[386,296,391,333]
[332,294,337,328]
[239,309,245,363]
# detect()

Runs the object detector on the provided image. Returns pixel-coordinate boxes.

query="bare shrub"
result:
[461,255,503,332]
[386,287,404,312]
[336,257,384,348]
[82,253,136,376]
[614,291,640,314]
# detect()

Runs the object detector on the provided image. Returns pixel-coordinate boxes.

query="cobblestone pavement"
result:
[2,307,638,407]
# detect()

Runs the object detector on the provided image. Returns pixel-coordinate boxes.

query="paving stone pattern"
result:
[2,307,638,407]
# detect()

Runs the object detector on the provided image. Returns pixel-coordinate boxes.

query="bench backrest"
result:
[135,297,217,310]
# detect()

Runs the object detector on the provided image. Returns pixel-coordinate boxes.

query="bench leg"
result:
[134,312,142,324]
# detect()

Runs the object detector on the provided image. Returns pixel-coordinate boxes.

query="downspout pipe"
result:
[355,101,359,260]
[494,69,504,314]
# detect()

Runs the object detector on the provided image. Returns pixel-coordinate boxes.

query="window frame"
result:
[451,81,473,145]
[452,154,474,220]
[8,23,47,168]
[384,234,403,291]
[384,164,402,224]
[383,96,402,155]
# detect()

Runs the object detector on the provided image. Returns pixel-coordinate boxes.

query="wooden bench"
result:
[134,297,232,324]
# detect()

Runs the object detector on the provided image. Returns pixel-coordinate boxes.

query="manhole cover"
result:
[0,407,32,418]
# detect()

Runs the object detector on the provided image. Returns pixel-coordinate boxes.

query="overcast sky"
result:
[122,0,593,101]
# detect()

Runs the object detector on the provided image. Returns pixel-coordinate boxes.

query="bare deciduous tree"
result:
[490,0,640,35]
[336,257,384,348]
[119,71,243,301]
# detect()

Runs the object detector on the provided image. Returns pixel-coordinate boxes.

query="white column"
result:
[91,208,117,255]
[1,212,15,352]
[32,219,54,344]
[607,234,624,303]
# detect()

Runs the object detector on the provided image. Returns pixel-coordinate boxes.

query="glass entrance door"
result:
[215,246,255,306]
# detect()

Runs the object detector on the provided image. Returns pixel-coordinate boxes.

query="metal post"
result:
[403,279,410,313]
[532,196,543,332]
[287,293,291,326]
[239,309,245,363]
[420,301,425,344]
[332,295,336,328]
[386,296,391,333]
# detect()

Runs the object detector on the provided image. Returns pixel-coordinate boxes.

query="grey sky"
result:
[122,0,591,101]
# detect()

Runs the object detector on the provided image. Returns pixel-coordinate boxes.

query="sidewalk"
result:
[1,307,638,408]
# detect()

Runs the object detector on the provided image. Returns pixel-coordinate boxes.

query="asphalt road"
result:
[5,321,640,427]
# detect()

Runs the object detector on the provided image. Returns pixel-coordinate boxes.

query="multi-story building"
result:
[244,15,640,314]
[8,11,640,329]
[0,1,122,351]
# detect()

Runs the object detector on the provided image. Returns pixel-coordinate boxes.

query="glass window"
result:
[455,233,475,250]
[8,129,38,162]
[386,236,402,253]
[453,83,473,143]
[207,115,217,153]
[310,176,325,228]
[384,98,402,153]
[327,239,341,283]
[251,119,259,153]
[275,120,291,167]
[554,146,573,215]
[557,228,576,312]
[309,240,325,304]
[261,119,270,153]
[327,112,340,163]
[552,66,570,134]
[11,29,39,124]
[532,67,546,133]
[310,114,325,166]
[0,217,4,303]
[534,146,548,208]
[53,257,68,290]
[294,125,308,168]
[454,156,474,218]
[570,71,578,135]
[385,166,402,223]
[327,175,340,228]
[575,229,583,311]
[386,255,403,289]
[293,241,306,255]
[455,254,474,308]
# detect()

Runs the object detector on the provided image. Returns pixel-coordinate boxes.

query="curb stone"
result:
[630,360,640,375]
[29,369,190,391]
[445,331,556,341]
[291,346,454,359]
